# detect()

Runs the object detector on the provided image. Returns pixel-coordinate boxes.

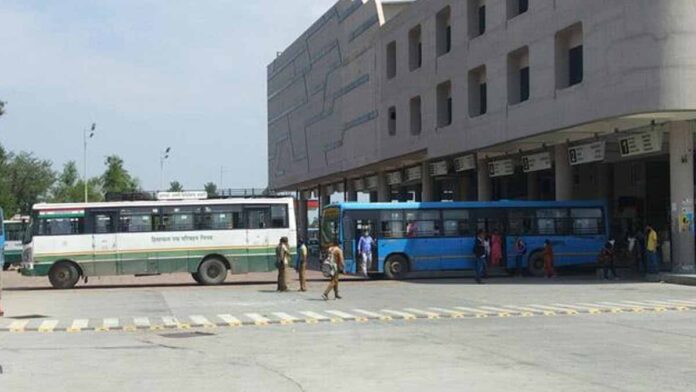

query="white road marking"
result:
[190,315,215,327]
[381,309,417,320]
[429,307,467,318]
[102,318,120,330]
[272,312,300,325]
[133,317,151,328]
[325,310,359,320]
[578,303,624,312]
[299,311,330,323]
[527,305,579,314]
[161,316,179,328]
[478,306,517,316]
[8,320,29,332]
[453,306,495,315]
[245,313,270,326]
[353,309,392,320]
[553,304,603,314]
[404,308,440,319]
[217,314,242,326]
[68,319,89,332]
[38,320,59,332]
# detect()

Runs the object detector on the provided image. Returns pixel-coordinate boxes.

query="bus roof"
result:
[32,197,295,211]
[328,200,607,211]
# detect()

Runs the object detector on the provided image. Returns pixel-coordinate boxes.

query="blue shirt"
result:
[358,235,374,253]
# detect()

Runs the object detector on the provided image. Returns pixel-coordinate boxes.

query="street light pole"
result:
[83,123,96,203]
[160,147,171,191]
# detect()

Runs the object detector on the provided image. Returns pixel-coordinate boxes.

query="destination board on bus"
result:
[522,152,552,173]
[568,141,605,166]
[618,131,663,158]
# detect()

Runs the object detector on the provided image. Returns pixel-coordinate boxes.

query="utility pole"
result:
[83,123,96,203]
[160,147,172,190]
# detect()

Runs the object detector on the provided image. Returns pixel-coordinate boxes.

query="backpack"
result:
[321,250,337,278]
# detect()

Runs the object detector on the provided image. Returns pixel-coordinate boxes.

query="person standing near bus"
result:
[514,237,527,277]
[276,237,291,292]
[600,239,618,280]
[295,238,308,292]
[490,229,503,267]
[543,240,556,278]
[472,229,487,284]
[357,229,375,278]
[322,243,344,300]
[645,224,659,274]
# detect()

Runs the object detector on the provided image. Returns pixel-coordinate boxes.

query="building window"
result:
[409,25,422,71]
[386,41,397,79]
[437,81,452,128]
[410,96,422,135]
[508,46,530,105]
[468,66,487,117]
[555,23,583,89]
[388,106,397,135]
[507,0,528,19]
[468,0,486,38]
[436,7,451,57]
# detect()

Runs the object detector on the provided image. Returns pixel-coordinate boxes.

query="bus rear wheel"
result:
[197,258,228,285]
[48,261,81,289]
[384,255,409,280]
[528,252,545,277]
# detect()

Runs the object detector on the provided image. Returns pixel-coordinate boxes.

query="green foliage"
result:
[101,155,139,195]
[0,100,5,117]
[204,182,218,198]
[0,145,17,215]
[51,161,103,203]
[4,151,56,215]
[168,181,184,192]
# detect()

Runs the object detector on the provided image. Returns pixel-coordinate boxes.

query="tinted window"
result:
[271,205,288,228]
[443,210,472,236]
[246,208,270,229]
[380,210,404,238]
[37,217,84,236]
[405,210,441,237]
[200,205,244,230]
[119,208,156,233]
[94,213,117,234]
[508,209,534,235]
[571,208,603,235]
[159,207,196,231]
[536,209,568,235]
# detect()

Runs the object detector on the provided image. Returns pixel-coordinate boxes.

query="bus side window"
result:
[246,207,270,229]
[380,211,404,238]
[443,210,470,236]
[571,208,603,235]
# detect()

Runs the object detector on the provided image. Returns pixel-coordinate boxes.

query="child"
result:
[543,240,556,278]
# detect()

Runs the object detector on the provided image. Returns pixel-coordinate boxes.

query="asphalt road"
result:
[0,271,695,391]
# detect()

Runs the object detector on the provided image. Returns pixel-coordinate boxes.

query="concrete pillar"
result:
[377,172,390,202]
[527,172,539,200]
[296,191,309,242]
[421,162,434,202]
[596,163,611,201]
[345,179,358,202]
[555,143,573,201]
[319,186,331,209]
[477,160,491,201]
[669,122,695,273]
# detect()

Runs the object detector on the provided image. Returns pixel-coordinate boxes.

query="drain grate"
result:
[9,314,49,320]
[160,331,215,339]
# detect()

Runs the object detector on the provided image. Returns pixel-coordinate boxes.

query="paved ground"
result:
[0,271,695,391]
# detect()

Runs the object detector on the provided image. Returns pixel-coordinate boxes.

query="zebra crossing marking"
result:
[353,309,392,321]
[218,314,242,327]
[381,309,417,320]
[299,311,330,324]
[8,320,29,333]
[38,320,59,333]
[578,303,624,313]
[190,315,216,328]
[404,308,440,319]
[429,307,466,319]
[325,310,366,322]
[245,313,270,326]
[272,312,300,325]
[529,305,579,315]
[453,306,493,318]
[554,303,603,314]
[478,306,517,317]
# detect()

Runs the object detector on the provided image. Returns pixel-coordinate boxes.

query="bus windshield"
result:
[321,207,339,247]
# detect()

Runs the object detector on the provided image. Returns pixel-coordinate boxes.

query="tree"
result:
[168,181,184,192]
[101,155,139,195]
[204,182,218,198]
[51,161,102,203]
[0,145,17,215]
[0,100,5,117]
[5,151,56,215]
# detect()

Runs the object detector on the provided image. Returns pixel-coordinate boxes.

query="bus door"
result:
[90,210,119,276]
[475,209,507,269]
[245,207,272,271]
[343,211,379,274]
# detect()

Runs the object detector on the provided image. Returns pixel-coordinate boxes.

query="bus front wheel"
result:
[527,252,545,277]
[48,261,81,289]
[191,272,203,284]
[197,258,228,285]
[384,255,409,280]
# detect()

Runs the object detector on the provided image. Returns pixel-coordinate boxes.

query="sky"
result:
[0,0,336,191]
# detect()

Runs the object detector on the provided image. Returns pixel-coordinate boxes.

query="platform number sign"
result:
[522,156,530,171]
[567,141,605,166]
[569,149,578,164]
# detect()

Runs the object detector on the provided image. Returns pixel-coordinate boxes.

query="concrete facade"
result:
[268,0,696,273]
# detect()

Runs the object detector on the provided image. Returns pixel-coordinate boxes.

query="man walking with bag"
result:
[322,242,344,300]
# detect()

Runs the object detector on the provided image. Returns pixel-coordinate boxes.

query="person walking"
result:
[357,229,375,278]
[322,243,344,300]
[276,237,291,292]
[600,239,619,280]
[295,238,308,292]
[472,229,487,284]
[635,228,647,276]
[645,225,659,274]
[513,237,527,277]
[543,239,556,278]
[490,229,503,267]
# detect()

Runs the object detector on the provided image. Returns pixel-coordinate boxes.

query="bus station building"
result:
[267,0,696,273]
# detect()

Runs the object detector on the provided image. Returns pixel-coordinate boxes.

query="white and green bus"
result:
[3,216,29,270]
[21,196,296,289]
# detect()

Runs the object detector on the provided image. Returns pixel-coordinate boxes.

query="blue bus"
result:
[321,200,608,279]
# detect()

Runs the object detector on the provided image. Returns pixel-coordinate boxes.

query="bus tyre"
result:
[48,261,81,289]
[197,258,228,285]
[528,252,545,277]
[384,255,409,280]
[191,272,203,284]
